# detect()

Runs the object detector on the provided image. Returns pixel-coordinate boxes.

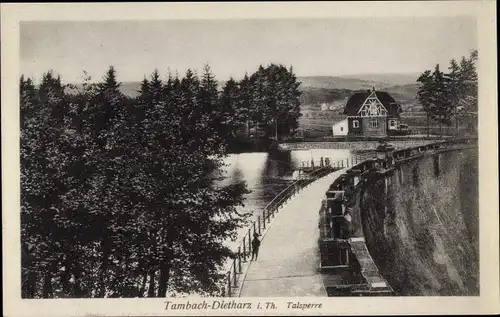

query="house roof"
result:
[343,90,401,117]
[332,119,348,127]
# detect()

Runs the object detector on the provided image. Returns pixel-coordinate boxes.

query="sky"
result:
[20,17,477,83]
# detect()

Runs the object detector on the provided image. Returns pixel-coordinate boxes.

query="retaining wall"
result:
[360,148,479,295]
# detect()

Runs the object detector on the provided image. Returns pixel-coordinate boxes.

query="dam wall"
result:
[280,139,440,151]
[360,148,479,295]
[319,138,479,296]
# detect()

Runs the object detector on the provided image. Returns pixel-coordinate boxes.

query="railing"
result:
[298,154,373,170]
[325,137,478,192]
[223,154,368,297]
[391,136,477,163]
[408,126,476,137]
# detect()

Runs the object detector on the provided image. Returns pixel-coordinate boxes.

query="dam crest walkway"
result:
[238,169,345,297]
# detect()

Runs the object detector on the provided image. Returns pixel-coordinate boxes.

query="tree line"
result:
[222,64,302,142]
[20,63,301,298]
[416,50,478,135]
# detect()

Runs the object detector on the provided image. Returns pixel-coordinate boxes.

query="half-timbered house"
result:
[343,88,402,137]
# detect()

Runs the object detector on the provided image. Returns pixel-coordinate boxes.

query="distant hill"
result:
[335,72,420,87]
[67,82,142,98]
[299,87,352,105]
[385,83,419,104]
[298,80,419,110]
[68,73,420,107]
[296,74,419,109]
[69,80,229,98]
[297,76,391,91]
[120,82,142,98]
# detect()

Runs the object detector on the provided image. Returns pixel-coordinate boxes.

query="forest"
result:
[20,63,301,298]
[416,50,478,135]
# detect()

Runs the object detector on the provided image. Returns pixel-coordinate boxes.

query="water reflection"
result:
[222,149,354,226]
[223,153,269,216]
[220,149,355,268]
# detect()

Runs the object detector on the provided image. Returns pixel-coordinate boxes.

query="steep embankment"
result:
[359,148,479,295]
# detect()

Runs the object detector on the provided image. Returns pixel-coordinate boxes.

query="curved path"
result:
[239,169,346,297]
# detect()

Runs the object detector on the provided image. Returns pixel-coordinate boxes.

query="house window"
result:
[338,249,349,265]
[389,120,396,128]
[352,120,359,128]
[369,118,379,128]
[340,127,343,131]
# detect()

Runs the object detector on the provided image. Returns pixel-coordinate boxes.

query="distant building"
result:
[331,119,348,136]
[343,88,402,137]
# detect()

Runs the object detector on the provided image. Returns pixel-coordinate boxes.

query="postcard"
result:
[2,1,498,316]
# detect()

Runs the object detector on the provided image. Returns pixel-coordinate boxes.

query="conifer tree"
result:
[417,70,434,136]
[417,50,478,136]
[430,64,454,134]
[444,59,461,134]
[238,73,253,137]
[220,78,241,144]
[459,50,478,114]
[138,77,150,100]
[282,65,302,137]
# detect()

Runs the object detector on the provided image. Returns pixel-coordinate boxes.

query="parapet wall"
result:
[280,139,438,151]
[320,138,479,296]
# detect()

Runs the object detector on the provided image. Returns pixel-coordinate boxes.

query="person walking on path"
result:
[251,233,261,261]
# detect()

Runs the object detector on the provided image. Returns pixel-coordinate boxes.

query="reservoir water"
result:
[219,148,356,252]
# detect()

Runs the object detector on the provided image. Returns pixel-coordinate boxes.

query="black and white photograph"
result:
[2,1,498,316]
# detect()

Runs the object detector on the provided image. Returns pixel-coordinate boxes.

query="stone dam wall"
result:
[280,139,438,151]
[359,148,479,295]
